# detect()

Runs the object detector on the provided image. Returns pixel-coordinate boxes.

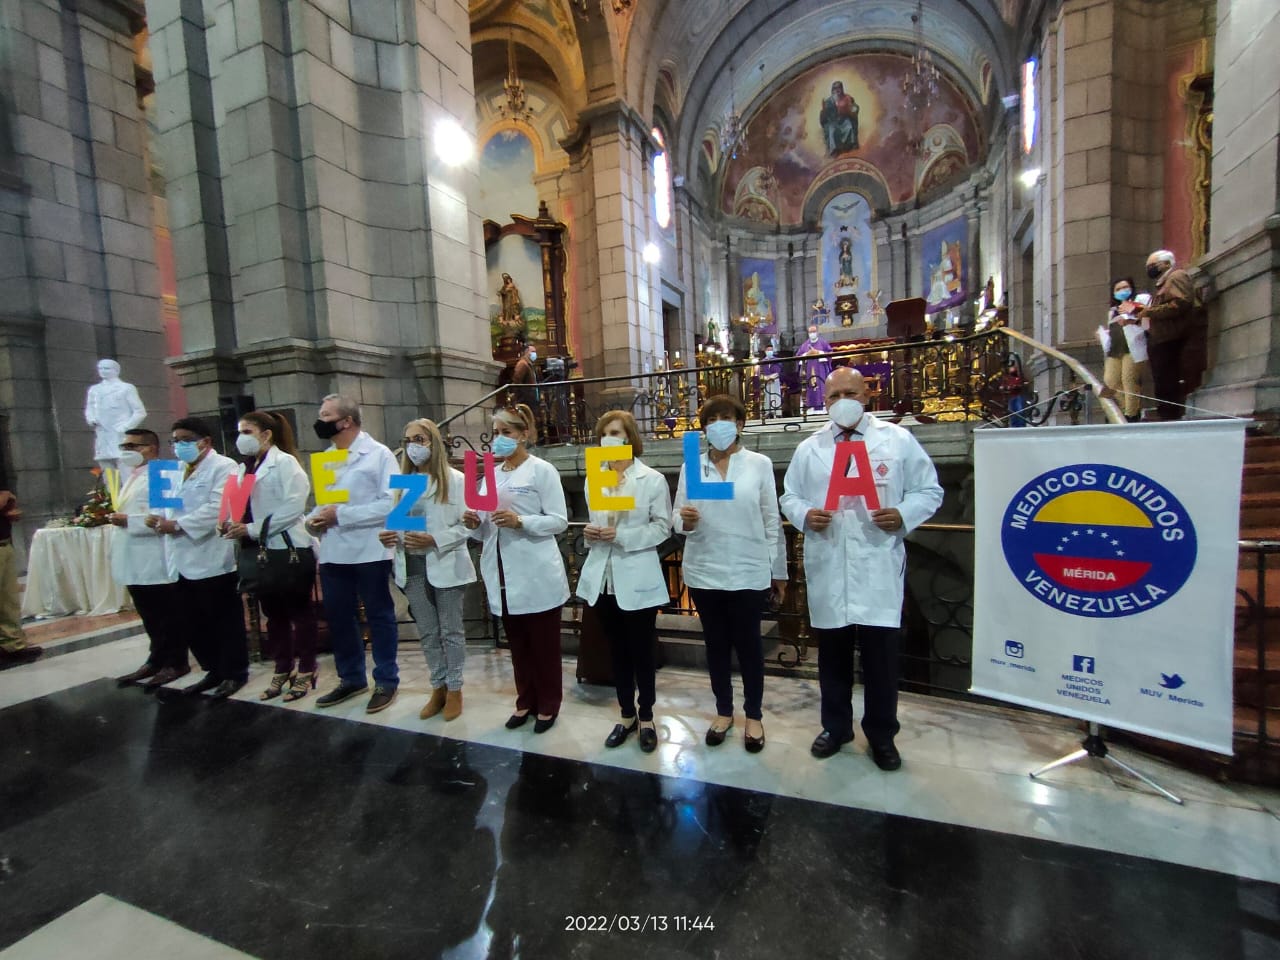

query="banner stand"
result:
[1029,721,1183,805]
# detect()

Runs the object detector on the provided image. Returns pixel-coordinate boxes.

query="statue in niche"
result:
[498,273,524,330]
[837,234,855,284]
[84,359,146,473]
[819,81,859,156]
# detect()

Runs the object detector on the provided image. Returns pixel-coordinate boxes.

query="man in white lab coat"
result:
[146,417,248,698]
[780,368,943,769]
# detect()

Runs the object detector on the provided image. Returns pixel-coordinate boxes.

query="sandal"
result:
[283,670,317,702]
[260,671,293,701]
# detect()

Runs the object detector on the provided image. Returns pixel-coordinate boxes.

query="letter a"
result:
[824,440,882,511]
[463,450,498,510]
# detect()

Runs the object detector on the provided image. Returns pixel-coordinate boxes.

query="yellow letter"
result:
[311,450,350,504]
[584,446,635,511]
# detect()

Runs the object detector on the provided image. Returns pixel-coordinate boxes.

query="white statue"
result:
[84,359,146,473]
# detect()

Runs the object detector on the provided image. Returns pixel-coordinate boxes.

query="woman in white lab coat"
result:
[672,395,788,753]
[220,411,316,701]
[379,418,476,721]
[576,411,672,752]
[463,404,569,733]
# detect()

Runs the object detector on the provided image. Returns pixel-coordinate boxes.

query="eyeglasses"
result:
[119,443,150,451]
[401,437,429,446]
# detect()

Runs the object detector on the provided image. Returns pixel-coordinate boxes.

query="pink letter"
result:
[464,450,499,510]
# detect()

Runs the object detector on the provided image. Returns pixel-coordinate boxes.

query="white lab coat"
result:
[305,432,397,565]
[243,445,314,549]
[576,458,672,610]
[392,468,477,590]
[780,417,943,629]
[110,463,174,586]
[672,446,787,591]
[84,378,146,460]
[164,451,237,581]
[472,455,569,616]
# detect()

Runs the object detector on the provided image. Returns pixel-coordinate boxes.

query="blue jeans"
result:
[319,560,399,689]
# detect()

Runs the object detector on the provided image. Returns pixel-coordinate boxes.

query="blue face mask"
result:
[174,440,200,463]
[492,434,520,458]
[1114,288,1132,301]
[705,420,739,451]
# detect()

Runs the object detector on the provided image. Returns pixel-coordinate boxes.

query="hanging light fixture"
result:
[570,0,633,18]
[901,1,941,156]
[719,64,747,160]
[500,31,533,123]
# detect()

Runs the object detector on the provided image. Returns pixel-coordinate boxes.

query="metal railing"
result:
[1236,540,1279,761]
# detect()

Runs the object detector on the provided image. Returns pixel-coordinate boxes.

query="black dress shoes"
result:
[210,678,246,699]
[810,730,855,759]
[117,663,157,685]
[705,718,733,746]
[184,672,222,695]
[744,724,766,754]
[315,682,369,707]
[638,724,658,753]
[533,715,556,734]
[869,741,902,771]
[142,665,190,689]
[605,719,638,748]
[505,712,530,729]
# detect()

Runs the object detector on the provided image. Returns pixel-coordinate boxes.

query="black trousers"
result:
[128,582,185,670]
[594,592,659,721]
[688,587,766,720]
[174,572,249,683]
[1148,337,1186,421]
[814,623,900,746]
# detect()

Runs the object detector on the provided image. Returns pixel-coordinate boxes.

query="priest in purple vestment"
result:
[796,325,833,410]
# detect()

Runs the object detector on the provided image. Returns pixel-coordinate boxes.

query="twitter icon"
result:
[1159,673,1185,690]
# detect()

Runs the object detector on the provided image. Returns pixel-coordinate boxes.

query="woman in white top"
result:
[673,395,788,753]
[463,404,569,733]
[379,418,476,721]
[576,411,672,753]
[1097,275,1149,422]
[220,411,317,702]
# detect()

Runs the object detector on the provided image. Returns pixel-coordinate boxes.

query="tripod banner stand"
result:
[972,421,1245,758]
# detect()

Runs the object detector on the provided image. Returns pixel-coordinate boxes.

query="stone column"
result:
[1194,0,1280,420]
[0,0,171,522]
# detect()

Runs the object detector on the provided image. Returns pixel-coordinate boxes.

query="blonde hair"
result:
[493,403,538,445]
[399,418,450,503]
[594,410,643,456]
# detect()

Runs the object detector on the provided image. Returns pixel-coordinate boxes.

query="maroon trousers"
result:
[502,605,563,717]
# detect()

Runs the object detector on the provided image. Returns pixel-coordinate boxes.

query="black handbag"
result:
[237,515,316,596]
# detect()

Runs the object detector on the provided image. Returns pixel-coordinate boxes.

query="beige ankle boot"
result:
[419,686,447,719]
[443,688,463,721]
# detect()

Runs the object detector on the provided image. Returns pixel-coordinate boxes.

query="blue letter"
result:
[147,460,183,509]
[683,431,734,501]
[386,474,428,531]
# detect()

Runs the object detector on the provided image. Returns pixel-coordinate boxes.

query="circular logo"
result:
[1001,463,1196,619]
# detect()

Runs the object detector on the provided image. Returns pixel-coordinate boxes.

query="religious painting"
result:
[738,258,778,335]
[477,130,539,225]
[920,218,967,315]
[721,52,981,225]
[820,192,875,313]
[487,234,547,350]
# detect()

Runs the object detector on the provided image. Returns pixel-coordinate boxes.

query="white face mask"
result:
[528,350,537,362]
[406,442,431,466]
[705,420,739,451]
[235,433,261,457]
[809,332,819,342]
[829,398,865,430]
[118,450,144,469]
[600,435,626,448]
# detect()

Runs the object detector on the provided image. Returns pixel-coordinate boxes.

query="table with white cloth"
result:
[20,525,131,618]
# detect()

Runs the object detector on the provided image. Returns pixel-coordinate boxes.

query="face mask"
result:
[1146,264,1163,280]
[765,350,775,358]
[174,440,201,464]
[829,398,864,429]
[1114,288,1132,301]
[492,434,520,458]
[809,332,819,342]
[314,418,341,440]
[406,442,431,466]
[528,351,537,361]
[235,433,261,457]
[600,435,627,448]
[119,450,144,469]
[705,420,739,451]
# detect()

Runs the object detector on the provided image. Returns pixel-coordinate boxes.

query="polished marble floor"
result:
[1,635,1277,959]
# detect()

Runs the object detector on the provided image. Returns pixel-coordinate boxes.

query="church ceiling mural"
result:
[720,52,981,225]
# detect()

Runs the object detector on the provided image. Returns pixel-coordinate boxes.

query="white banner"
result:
[972,421,1246,755]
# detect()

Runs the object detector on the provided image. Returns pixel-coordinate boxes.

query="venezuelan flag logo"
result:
[1001,464,1196,619]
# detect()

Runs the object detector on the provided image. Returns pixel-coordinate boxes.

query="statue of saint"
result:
[838,236,855,283]
[84,359,146,472]
[819,81,859,156]
[498,273,523,329]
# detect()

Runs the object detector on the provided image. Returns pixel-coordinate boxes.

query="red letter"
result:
[218,473,256,523]
[463,450,498,510]
[824,441,882,511]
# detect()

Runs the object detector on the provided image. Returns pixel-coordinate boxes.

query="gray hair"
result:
[321,393,362,426]
[1147,249,1176,268]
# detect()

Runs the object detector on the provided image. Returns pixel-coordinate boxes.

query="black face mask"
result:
[314,418,342,440]
[1146,264,1164,279]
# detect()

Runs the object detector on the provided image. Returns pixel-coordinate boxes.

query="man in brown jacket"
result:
[1140,249,1197,420]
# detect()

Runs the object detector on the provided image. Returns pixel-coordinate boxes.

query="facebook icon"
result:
[1072,655,1096,674]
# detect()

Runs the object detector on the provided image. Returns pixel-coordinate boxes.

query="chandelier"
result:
[719,65,747,160]
[901,1,940,106]
[500,32,532,123]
